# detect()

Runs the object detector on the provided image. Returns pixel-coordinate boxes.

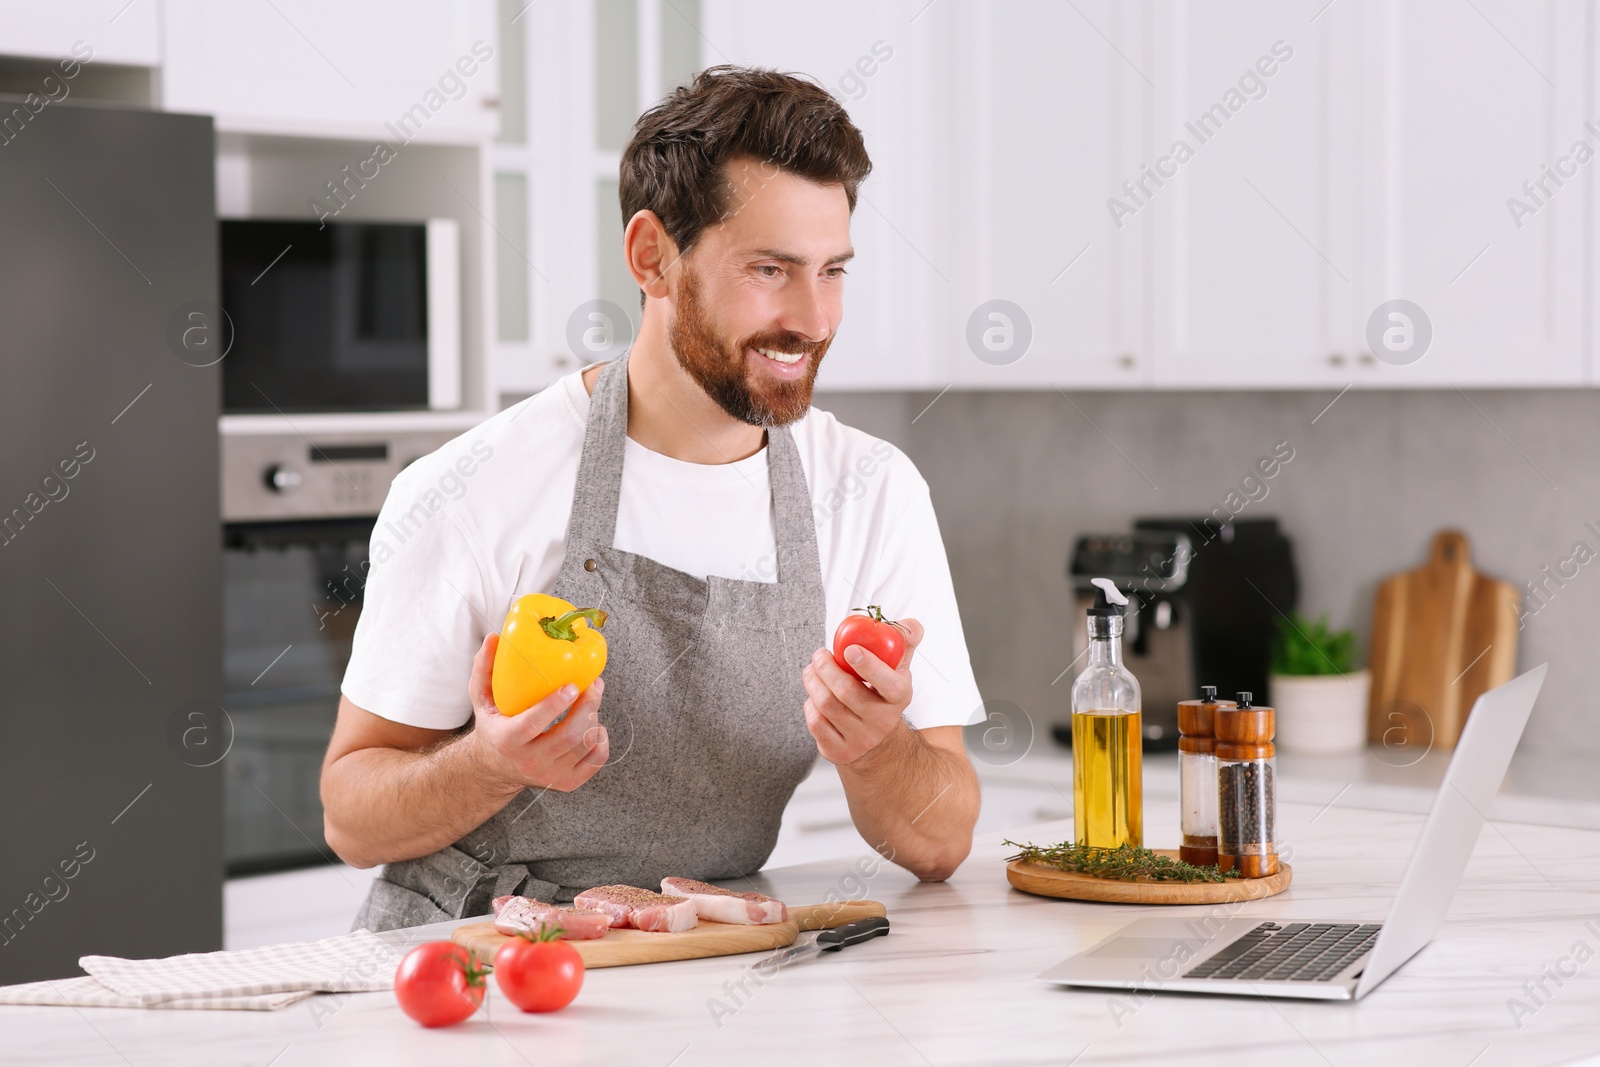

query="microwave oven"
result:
[218,218,460,413]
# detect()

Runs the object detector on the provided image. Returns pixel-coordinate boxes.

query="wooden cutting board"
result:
[1006,852,1292,905]
[451,899,886,968]
[1367,530,1518,750]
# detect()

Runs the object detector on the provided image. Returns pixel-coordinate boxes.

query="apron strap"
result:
[765,422,822,588]
[560,354,632,557]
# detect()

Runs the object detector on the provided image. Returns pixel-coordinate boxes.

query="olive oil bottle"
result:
[1071,579,1143,848]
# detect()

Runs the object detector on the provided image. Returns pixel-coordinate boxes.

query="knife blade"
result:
[757,916,890,971]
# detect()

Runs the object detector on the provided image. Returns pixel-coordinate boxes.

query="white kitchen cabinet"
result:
[1145,0,1587,389]
[963,0,1589,390]
[0,2,158,66]
[1352,0,1587,387]
[161,0,498,143]
[702,0,945,390]
[1146,1,1360,389]
[943,0,1148,389]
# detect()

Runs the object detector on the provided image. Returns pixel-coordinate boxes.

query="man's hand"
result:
[466,632,610,794]
[802,618,924,765]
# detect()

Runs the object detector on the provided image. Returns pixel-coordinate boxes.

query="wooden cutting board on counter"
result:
[1367,530,1518,750]
[1007,852,1292,905]
[451,899,886,968]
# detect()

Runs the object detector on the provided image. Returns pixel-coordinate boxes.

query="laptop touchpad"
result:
[1087,937,1198,959]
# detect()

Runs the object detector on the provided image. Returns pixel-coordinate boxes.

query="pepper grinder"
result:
[1215,691,1278,878]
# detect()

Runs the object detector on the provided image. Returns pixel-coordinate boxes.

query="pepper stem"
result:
[539,608,608,642]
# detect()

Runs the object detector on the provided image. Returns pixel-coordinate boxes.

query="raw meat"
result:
[490,895,610,940]
[572,885,699,933]
[660,877,789,925]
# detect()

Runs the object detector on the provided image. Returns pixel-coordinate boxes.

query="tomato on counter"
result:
[491,593,609,716]
[494,927,585,1013]
[832,605,907,682]
[394,942,489,1027]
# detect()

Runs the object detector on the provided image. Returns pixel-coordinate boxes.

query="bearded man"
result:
[321,66,984,930]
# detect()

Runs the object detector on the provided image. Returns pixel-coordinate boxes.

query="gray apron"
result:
[354,353,825,931]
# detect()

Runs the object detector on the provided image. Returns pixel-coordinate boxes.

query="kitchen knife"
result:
[757,916,890,970]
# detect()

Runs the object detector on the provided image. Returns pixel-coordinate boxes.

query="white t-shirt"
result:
[341,369,984,733]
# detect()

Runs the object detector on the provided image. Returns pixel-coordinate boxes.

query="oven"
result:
[221,427,460,873]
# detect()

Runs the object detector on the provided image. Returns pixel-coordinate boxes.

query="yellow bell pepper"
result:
[490,593,609,716]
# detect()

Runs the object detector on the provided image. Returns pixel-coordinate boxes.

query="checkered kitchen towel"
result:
[0,930,402,1010]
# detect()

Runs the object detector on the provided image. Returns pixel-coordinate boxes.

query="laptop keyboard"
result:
[1184,922,1382,982]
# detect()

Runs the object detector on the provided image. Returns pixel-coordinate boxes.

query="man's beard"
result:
[668,266,830,427]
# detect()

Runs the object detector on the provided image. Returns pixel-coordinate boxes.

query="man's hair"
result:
[619,65,872,266]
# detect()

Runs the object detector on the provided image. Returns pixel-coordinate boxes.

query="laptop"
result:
[1037,664,1548,1002]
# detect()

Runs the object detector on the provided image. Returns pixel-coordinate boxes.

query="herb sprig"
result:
[1004,839,1244,883]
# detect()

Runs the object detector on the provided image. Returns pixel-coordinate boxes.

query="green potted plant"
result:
[1269,612,1370,756]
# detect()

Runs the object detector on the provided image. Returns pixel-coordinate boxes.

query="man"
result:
[323,66,984,931]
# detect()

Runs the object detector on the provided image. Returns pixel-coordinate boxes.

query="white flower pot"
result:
[1270,670,1371,756]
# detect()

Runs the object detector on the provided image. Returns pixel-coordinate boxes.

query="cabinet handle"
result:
[1326,352,1346,367]
[1117,352,1137,369]
[1359,351,1377,366]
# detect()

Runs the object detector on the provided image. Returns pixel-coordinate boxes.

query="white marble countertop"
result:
[9,791,1600,1066]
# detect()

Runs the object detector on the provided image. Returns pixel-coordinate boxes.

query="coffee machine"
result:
[1058,517,1299,751]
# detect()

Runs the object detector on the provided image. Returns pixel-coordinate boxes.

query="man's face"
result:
[668,158,853,427]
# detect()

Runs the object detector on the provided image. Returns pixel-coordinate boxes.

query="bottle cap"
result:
[1088,578,1128,618]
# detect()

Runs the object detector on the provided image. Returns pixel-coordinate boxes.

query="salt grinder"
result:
[1215,691,1278,878]
[1177,685,1233,867]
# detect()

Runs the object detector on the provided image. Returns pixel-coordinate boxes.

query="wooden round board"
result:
[452,899,886,968]
[1006,851,1292,905]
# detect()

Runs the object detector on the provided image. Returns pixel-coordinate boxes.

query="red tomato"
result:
[394,942,488,1027]
[494,929,585,1013]
[832,605,907,682]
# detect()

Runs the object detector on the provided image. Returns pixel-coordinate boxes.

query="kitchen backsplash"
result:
[814,388,1596,760]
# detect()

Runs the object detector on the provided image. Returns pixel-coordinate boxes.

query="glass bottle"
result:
[1216,691,1278,878]
[1071,578,1143,848]
[1178,686,1233,867]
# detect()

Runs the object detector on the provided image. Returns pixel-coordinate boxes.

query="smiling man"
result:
[321,66,984,930]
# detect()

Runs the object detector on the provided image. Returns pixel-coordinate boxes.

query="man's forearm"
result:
[836,723,980,881]
[322,731,523,869]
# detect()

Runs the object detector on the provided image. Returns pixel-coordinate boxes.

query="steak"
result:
[490,895,610,940]
[660,877,789,925]
[572,885,699,933]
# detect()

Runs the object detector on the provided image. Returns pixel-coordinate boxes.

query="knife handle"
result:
[816,916,890,949]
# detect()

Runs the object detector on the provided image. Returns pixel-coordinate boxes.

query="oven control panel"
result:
[221,429,464,522]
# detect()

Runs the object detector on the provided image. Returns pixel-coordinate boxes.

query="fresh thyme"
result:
[1004,839,1245,883]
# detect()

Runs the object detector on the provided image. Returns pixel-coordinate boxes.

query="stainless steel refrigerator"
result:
[0,100,223,982]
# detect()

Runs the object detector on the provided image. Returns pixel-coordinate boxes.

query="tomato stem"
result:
[539,608,608,642]
[461,953,494,987]
[850,604,896,625]
[513,924,566,943]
